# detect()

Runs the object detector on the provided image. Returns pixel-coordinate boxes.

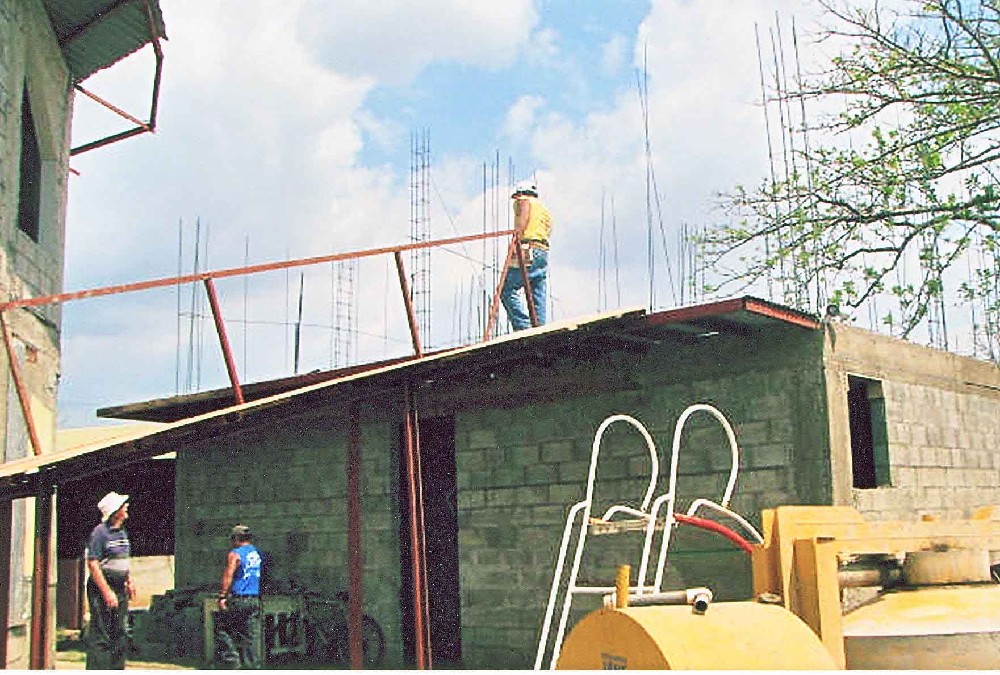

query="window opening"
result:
[847,376,890,488]
[17,84,42,242]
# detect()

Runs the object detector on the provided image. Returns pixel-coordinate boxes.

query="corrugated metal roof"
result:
[42,0,167,82]
[0,298,821,496]
[99,296,820,423]
[0,307,648,496]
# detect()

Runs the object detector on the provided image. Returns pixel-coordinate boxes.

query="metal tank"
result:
[555,602,838,670]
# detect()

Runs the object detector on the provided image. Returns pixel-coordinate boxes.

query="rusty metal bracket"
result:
[71,0,164,156]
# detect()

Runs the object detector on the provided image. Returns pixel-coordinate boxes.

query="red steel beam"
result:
[483,232,521,341]
[402,386,429,668]
[0,499,11,668]
[347,405,363,669]
[0,312,43,456]
[394,252,423,357]
[29,486,54,669]
[0,230,516,313]
[203,279,244,405]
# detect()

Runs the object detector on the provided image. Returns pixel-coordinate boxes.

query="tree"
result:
[707,0,1000,347]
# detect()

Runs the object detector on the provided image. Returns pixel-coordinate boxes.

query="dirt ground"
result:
[56,632,199,671]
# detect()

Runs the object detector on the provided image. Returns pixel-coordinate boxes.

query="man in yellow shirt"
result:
[502,180,552,330]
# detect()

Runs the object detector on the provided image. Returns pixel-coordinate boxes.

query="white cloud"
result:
[601,34,627,74]
[296,0,540,84]
[502,95,545,142]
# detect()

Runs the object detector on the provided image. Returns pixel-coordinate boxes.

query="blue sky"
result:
[58,0,826,427]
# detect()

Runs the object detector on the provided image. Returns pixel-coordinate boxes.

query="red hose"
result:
[674,513,754,554]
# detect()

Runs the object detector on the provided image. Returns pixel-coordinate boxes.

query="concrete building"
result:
[60,297,997,668]
[0,0,164,667]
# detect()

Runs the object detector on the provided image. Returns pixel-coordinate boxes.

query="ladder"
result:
[533,404,764,670]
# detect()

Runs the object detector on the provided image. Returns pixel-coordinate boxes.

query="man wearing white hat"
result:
[501,180,553,330]
[85,491,135,669]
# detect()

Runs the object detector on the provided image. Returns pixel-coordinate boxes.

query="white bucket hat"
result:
[98,492,129,521]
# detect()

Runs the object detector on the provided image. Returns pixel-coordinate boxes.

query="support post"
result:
[0,499,12,669]
[394,252,423,357]
[792,537,845,668]
[483,233,521,340]
[0,312,43,457]
[203,278,245,405]
[402,385,430,668]
[347,405,364,669]
[29,486,54,670]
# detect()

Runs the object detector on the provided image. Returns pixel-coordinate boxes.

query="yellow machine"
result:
[554,506,1000,670]
[556,600,837,669]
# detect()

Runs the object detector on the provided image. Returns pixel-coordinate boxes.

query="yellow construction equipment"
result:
[552,506,1000,669]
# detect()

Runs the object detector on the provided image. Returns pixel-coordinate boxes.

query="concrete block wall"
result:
[0,1,71,669]
[174,407,407,666]
[451,328,830,669]
[823,322,1000,520]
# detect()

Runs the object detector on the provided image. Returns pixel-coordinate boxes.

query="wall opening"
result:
[398,415,462,667]
[847,375,890,489]
[17,83,42,242]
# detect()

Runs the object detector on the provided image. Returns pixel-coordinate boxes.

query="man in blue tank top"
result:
[215,524,263,668]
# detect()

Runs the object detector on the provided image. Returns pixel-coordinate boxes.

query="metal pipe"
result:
[203,279,244,405]
[0,230,515,313]
[615,566,630,609]
[627,587,714,614]
[837,566,903,588]
[29,486,54,669]
[347,405,363,669]
[394,252,423,357]
[0,311,43,456]
[402,385,428,668]
[483,232,521,340]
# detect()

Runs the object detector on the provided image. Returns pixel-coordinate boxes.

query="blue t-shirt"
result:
[231,543,262,596]
[86,522,130,582]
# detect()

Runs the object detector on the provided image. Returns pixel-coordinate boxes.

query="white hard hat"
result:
[98,492,129,521]
[512,180,538,197]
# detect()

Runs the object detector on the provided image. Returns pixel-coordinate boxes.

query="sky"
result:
[58,0,833,427]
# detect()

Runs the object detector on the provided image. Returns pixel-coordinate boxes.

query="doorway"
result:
[398,415,461,666]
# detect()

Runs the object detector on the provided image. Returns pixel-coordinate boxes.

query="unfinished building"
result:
[62,297,998,668]
[0,0,165,667]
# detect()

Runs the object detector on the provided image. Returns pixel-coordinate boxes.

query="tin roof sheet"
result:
[42,0,166,82]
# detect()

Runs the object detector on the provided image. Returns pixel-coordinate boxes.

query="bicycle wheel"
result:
[326,615,386,668]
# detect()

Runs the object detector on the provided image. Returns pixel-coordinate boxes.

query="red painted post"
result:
[29,486,54,670]
[483,232,521,340]
[347,405,364,669]
[394,252,423,357]
[0,498,11,668]
[402,386,429,668]
[0,312,43,456]
[203,279,245,405]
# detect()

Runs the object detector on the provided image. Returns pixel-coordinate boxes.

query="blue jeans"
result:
[501,248,548,330]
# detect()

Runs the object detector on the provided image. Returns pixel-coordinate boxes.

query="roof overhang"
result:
[43,0,167,82]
